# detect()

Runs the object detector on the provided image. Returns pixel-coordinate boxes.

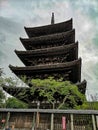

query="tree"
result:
[0,89,5,108]
[0,68,6,107]
[0,69,29,108]
[5,97,28,108]
[0,68,3,76]
[30,77,86,109]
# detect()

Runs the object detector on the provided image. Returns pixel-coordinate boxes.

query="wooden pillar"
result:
[70,114,74,130]
[36,101,40,128]
[96,116,98,128]
[32,112,36,130]
[51,113,54,130]
[6,112,10,127]
[92,114,96,130]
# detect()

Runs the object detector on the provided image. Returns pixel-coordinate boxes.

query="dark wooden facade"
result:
[9,58,81,83]
[20,29,75,50]
[15,42,78,66]
[2,16,87,106]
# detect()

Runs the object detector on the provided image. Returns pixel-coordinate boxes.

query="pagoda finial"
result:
[51,12,55,24]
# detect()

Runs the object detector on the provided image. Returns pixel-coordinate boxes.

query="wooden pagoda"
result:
[3,14,87,108]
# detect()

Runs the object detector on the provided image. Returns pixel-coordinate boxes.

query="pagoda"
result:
[3,13,87,108]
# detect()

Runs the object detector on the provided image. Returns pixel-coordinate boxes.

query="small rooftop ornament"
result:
[51,12,55,24]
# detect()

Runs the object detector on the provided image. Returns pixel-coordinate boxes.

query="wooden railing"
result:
[0,109,98,130]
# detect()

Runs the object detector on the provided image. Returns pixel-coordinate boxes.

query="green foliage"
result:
[0,68,15,86]
[76,102,98,110]
[30,77,86,109]
[0,68,6,108]
[90,102,98,110]
[0,71,29,108]
[5,97,28,108]
[3,77,16,86]
[0,77,17,87]
[0,68,4,76]
[0,89,5,108]
[16,89,28,99]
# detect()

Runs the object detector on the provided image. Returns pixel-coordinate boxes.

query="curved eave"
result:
[15,42,78,55]
[15,42,78,66]
[24,18,73,38]
[9,58,81,72]
[20,29,75,50]
[2,85,31,103]
[9,58,81,83]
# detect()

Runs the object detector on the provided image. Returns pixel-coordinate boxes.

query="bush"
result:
[6,97,28,108]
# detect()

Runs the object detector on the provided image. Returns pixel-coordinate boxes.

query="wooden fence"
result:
[0,109,98,130]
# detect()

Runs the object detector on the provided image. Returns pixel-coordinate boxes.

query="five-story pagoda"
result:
[3,13,87,108]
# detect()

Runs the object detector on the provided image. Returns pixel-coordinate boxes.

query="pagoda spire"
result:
[51,12,55,24]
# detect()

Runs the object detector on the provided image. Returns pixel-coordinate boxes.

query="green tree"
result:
[30,77,86,109]
[0,68,3,76]
[5,97,28,108]
[0,68,6,107]
[0,89,5,108]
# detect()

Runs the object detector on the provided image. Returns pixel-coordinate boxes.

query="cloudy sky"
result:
[0,0,98,100]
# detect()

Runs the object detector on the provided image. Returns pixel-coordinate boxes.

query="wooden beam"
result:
[50,113,54,130]
[70,114,74,130]
[92,114,96,130]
